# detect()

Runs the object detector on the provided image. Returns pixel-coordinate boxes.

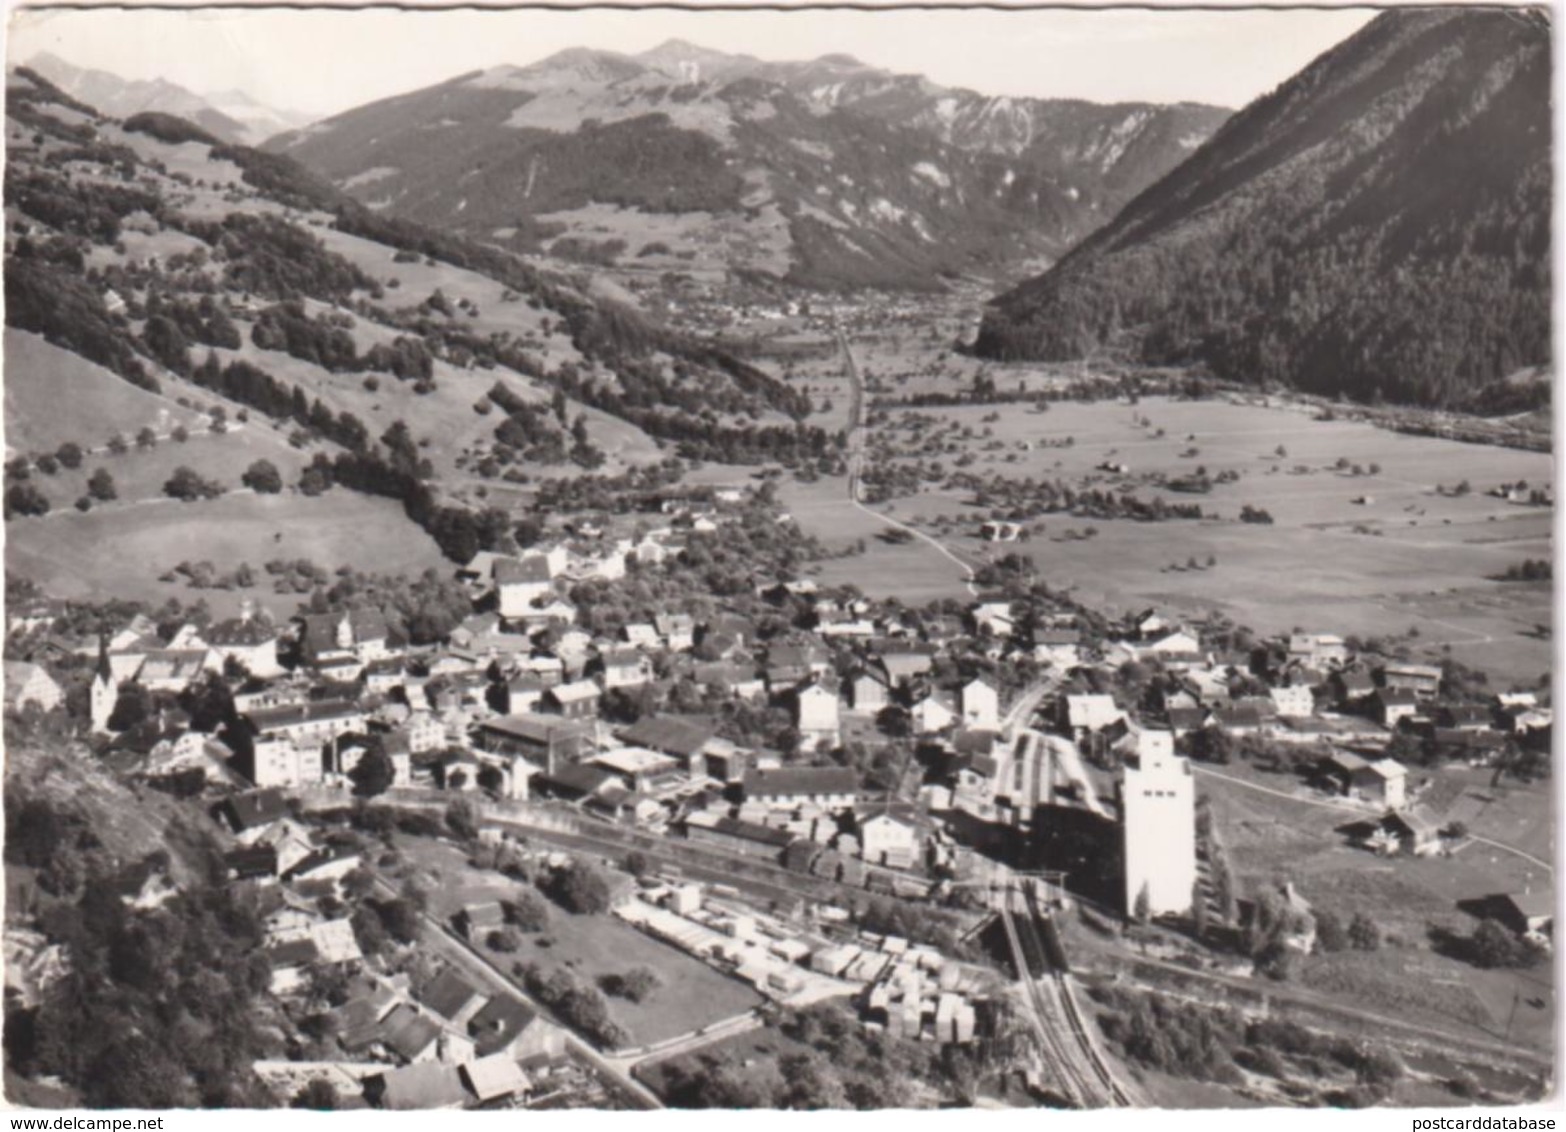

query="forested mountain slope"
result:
[3,65,828,588]
[974,8,1552,411]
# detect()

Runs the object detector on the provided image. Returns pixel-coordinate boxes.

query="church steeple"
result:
[90,634,117,734]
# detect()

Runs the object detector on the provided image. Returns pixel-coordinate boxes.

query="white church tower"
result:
[89,636,118,734]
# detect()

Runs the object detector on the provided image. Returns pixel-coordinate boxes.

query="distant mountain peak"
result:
[815,52,871,68]
[22,51,307,143]
[508,46,644,84]
[635,39,759,84]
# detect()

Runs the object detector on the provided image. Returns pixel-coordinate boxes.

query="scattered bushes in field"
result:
[163,465,225,502]
[241,460,284,494]
[517,962,629,1049]
[599,966,660,1003]
[541,858,613,915]
[4,482,50,518]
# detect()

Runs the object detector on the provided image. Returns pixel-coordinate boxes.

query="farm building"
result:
[1382,663,1443,699]
[1370,808,1442,856]
[1319,752,1407,809]
[1496,891,1554,937]
[979,521,1022,542]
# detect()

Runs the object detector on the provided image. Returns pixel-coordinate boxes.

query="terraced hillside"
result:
[3,66,832,607]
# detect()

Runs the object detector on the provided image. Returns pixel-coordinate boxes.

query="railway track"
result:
[1000,881,1130,1108]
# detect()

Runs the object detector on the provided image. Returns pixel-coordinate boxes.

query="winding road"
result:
[838,325,979,597]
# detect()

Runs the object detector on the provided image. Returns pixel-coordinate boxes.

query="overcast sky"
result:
[8,5,1381,119]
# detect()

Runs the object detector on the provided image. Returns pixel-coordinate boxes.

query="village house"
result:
[1370,808,1442,856]
[249,735,324,790]
[1130,609,1172,641]
[597,646,653,690]
[246,700,368,750]
[1269,684,1316,719]
[461,1055,531,1106]
[960,678,1000,730]
[588,747,679,793]
[1142,629,1205,668]
[494,556,555,619]
[204,607,282,677]
[1032,628,1082,668]
[417,968,488,1031]
[297,608,393,666]
[1320,751,1408,809]
[3,661,62,714]
[1334,668,1377,707]
[365,1063,469,1111]
[1288,633,1350,669]
[858,811,922,869]
[1371,687,1420,728]
[1212,703,1265,737]
[910,693,957,735]
[852,668,892,713]
[623,623,660,650]
[468,995,565,1060]
[971,601,1015,638]
[503,674,549,715]
[220,787,291,837]
[793,682,842,750]
[135,647,220,692]
[616,715,718,777]
[979,520,1022,542]
[1438,703,1494,732]
[1062,694,1124,737]
[766,642,831,689]
[654,612,696,652]
[472,713,596,771]
[401,709,446,754]
[693,660,766,701]
[1381,662,1443,699]
[547,679,601,720]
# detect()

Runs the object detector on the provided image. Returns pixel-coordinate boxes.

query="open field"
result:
[1196,763,1554,1051]
[632,1022,819,1099]
[313,226,586,372]
[777,476,979,603]
[3,330,211,457]
[537,199,794,280]
[6,489,447,617]
[789,389,1551,686]
[400,837,763,1048]
[14,419,310,510]
[210,331,666,492]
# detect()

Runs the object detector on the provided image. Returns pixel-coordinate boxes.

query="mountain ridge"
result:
[25,51,312,145]
[268,43,1229,290]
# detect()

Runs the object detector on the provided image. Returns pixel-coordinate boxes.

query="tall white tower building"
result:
[1121,730,1196,917]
